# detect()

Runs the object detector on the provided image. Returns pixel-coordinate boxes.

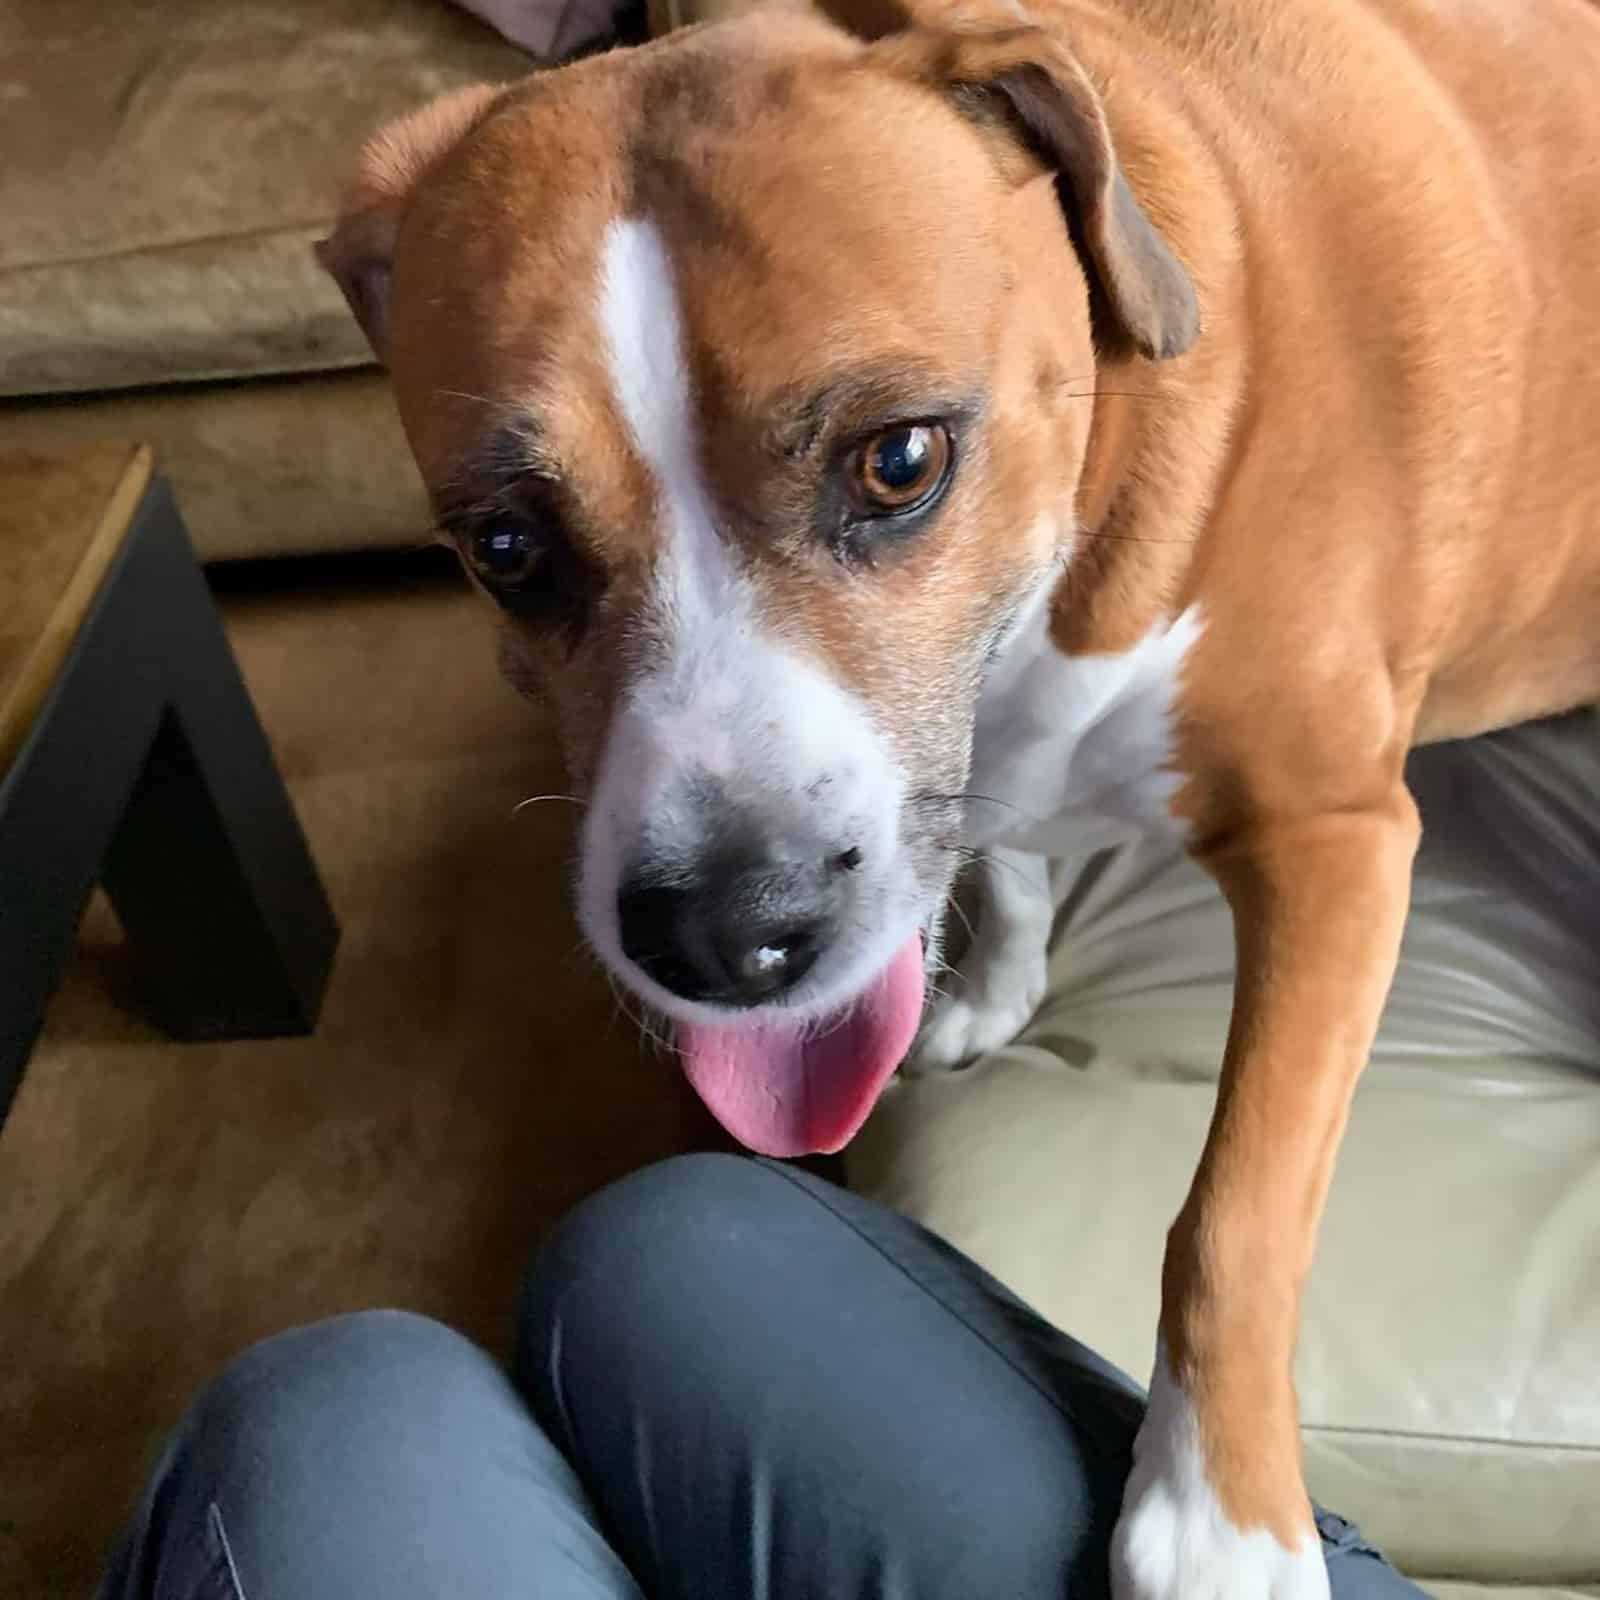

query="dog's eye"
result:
[465,521,541,588]
[848,424,952,516]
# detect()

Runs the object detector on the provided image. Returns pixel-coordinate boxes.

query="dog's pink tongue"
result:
[677,937,925,1157]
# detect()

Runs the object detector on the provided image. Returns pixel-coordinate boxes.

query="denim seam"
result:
[207,1500,249,1600]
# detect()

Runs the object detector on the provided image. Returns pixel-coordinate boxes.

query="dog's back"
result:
[1044,0,1600,738]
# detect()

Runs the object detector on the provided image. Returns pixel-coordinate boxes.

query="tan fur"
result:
[1041,0,1600,1544]
[319,0,1600,1560]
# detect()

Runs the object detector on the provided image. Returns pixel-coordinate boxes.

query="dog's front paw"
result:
[908,845,1052,1074]
[1111,1479,1327,1600]
[910,952,1047,1073]
[1111,1355,1327,1600]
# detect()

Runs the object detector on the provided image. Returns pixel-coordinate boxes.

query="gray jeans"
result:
[101,1155,1427,1599]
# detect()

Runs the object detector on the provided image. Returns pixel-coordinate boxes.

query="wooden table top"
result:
[1,442,153,780]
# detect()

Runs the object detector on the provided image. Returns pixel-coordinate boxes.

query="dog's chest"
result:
[965,595,1204,852]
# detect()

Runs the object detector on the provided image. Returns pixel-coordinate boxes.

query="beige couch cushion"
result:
[0,0,528,398]
[0,371,427,561]
[1430,1588,1599,1599]
[849,713,1600,1586]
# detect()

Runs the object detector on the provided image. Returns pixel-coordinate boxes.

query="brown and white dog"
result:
[318,0,1600,1591]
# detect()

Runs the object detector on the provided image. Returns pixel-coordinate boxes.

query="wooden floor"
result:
[0,558,725,1597]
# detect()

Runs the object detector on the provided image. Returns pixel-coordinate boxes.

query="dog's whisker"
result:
[512,793,585,815]
[799,1006,856,1047]
[976,850,1046,892]
[603,969,644,1032]
[1076,529,1199,544]
[638,1009,679,1060]
[553,941,594,978]
[436,387,509,410]
[1059,389,1174,402]
[930,846,986,873]
[632,1009,676,1059]
[911,789,1037,819]
[944,892,979,949]
[604,971,679,1059]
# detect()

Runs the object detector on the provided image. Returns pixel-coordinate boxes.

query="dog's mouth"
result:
[674,932,927,1157]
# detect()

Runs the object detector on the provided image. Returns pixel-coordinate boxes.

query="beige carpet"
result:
[0,561,727,1597]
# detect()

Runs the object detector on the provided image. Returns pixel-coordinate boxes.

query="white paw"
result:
[909,948,1046,1074]
[1111,1351,1328,1600]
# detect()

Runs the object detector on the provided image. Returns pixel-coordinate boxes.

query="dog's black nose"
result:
[617,855,845,1007]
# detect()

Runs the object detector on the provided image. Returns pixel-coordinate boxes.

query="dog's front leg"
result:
[1111,789,1420,1600]
[911,846,1053,1073]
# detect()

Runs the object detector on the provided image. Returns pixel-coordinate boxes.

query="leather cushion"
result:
[0,0,528,398]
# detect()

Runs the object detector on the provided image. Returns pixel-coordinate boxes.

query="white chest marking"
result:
[967,583,1206,851]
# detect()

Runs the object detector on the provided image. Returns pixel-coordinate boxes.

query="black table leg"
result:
[0,475,339,1127]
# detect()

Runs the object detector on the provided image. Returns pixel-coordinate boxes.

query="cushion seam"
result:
[1,217,339,278]
[1305,1422,1600,1453]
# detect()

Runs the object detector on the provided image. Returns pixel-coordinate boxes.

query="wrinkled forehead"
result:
[385,26,1017,480]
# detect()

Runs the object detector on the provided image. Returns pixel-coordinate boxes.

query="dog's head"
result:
[318,2,1197,1155]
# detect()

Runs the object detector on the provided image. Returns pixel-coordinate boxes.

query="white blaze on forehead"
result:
[596,214,741,639]
[578,216,915,1023]
[594,215,741,777]
[592,214,777,775]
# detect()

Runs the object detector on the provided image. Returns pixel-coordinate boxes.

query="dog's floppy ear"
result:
[316,84,503,363]
[880,26,1199,361]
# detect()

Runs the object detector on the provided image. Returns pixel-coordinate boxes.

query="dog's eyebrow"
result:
[766,365,986,459]
[433,417,562,527]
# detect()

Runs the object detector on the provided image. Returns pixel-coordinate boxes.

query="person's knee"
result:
[517,1154,813,1385]
[524,1155,794,1308]
[181,1311,488,1482]
[121,1313,600,1600]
